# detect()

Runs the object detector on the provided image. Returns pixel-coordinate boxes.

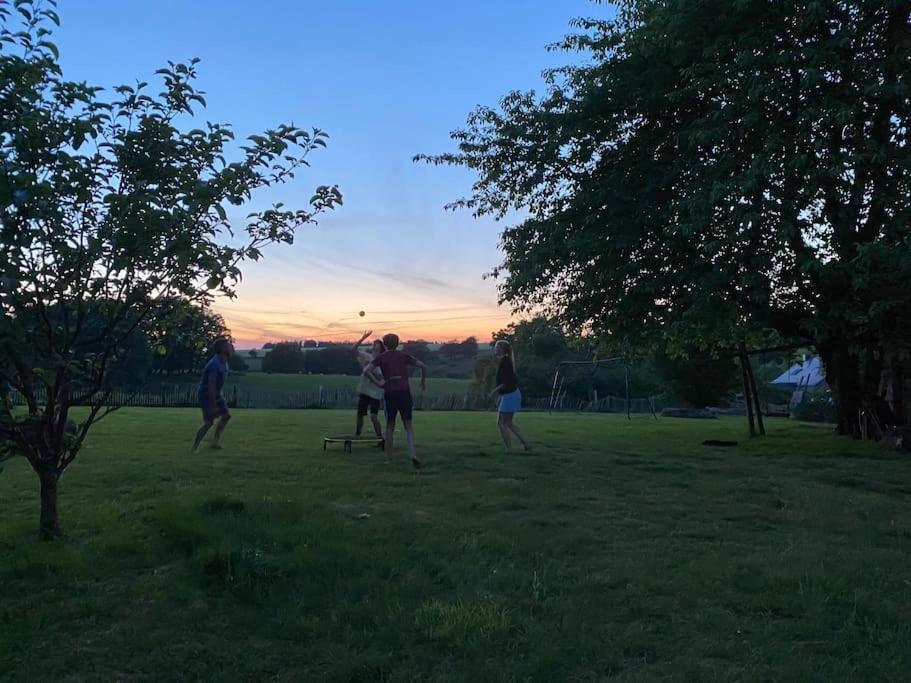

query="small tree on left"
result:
[0,1,342,539]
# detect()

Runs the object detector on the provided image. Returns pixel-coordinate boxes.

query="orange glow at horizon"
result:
[210,230,517,348]
[214,295,515,348]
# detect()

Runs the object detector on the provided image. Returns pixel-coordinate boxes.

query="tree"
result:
[651,348,739,409]
[248,349,258,359]
[459,336,479,359]
[147,300,233,375]
[439,341,461,360]
[57,300,156,390]
[228,354,248,373]
[441,337,479,360]
[103,326,154,390]
[421,1,911,436]
[404,340,434,363]
[0,2,341,538]
[261,342,306,374]
[304,345,360,375]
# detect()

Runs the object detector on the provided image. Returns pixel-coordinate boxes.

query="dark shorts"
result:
[200,395,229,422]
[357,393,381,416]
[384,391,413,423]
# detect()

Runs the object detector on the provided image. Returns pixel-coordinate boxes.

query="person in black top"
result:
[490,340,531,451]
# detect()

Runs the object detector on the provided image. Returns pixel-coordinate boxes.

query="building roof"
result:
[771,356,826,387]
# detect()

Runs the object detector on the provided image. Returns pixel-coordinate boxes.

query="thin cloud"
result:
[215,307,318,317]
[259,251,499,312]
[365,306,478,315]
[332,313,506,326]
[302,254,451,290]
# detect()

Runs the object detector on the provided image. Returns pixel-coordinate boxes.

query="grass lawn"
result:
[2,410,910,681]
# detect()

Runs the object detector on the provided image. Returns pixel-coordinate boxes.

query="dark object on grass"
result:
[703,440,738,447]
[323,435,384,453]
[202,496,245,515]
[880,428,911,452]
[662,408,718,419]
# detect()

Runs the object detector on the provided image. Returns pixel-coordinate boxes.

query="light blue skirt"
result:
[498,389,522,413]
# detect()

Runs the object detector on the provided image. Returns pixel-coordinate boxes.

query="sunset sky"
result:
[55,1,612,347]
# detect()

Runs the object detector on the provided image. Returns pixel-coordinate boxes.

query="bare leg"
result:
[404,420,420,468]
[384,419,395,462]
[498,413,513,450]
[356,412,365,436]
[193,420,214,453]
[370,413,383,438]
[211,413,231,448]
[508,418,530,451]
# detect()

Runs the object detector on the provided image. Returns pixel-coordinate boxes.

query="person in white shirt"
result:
[353,330,385,442]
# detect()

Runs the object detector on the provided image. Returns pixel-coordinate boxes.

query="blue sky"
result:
[54,0,611,345]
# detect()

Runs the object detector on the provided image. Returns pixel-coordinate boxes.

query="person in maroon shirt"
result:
[364,333,429,468]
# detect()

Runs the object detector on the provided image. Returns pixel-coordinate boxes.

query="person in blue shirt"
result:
[192,338,234,453]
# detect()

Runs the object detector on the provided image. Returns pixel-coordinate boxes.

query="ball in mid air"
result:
[359,310,365,317]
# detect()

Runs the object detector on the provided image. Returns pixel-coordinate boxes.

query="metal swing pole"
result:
[550,357,625,413]
[548,364,562,413]
[625,364,631,421]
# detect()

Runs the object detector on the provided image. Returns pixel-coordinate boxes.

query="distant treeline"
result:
[259,338,481,376]
[256,323,801,409]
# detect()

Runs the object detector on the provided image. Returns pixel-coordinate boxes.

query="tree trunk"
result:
[892,364,905,426]
[744,351,766,436]
[819,342,862,437]
[37,467,61,540]
[739,348,756,437]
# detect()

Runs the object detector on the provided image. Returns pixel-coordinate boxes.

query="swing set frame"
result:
[548,357,658,419]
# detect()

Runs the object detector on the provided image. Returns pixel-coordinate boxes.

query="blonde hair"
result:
[495,340,516,367]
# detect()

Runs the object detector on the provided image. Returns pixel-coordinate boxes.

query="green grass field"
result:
[2,410,910,681]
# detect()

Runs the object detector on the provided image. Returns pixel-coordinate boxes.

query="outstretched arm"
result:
[415,360,429,391]
[353,330,372,353]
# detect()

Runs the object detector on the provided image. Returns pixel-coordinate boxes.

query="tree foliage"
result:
[404,340,434,362]
[440,337,481,360]
[651,347,739,408]
[303,345,360,376]
[147,300,233,376]
[0,1,341,537]
[261,341,306,374]
[421,0,911,434]
[227,353,248,373]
